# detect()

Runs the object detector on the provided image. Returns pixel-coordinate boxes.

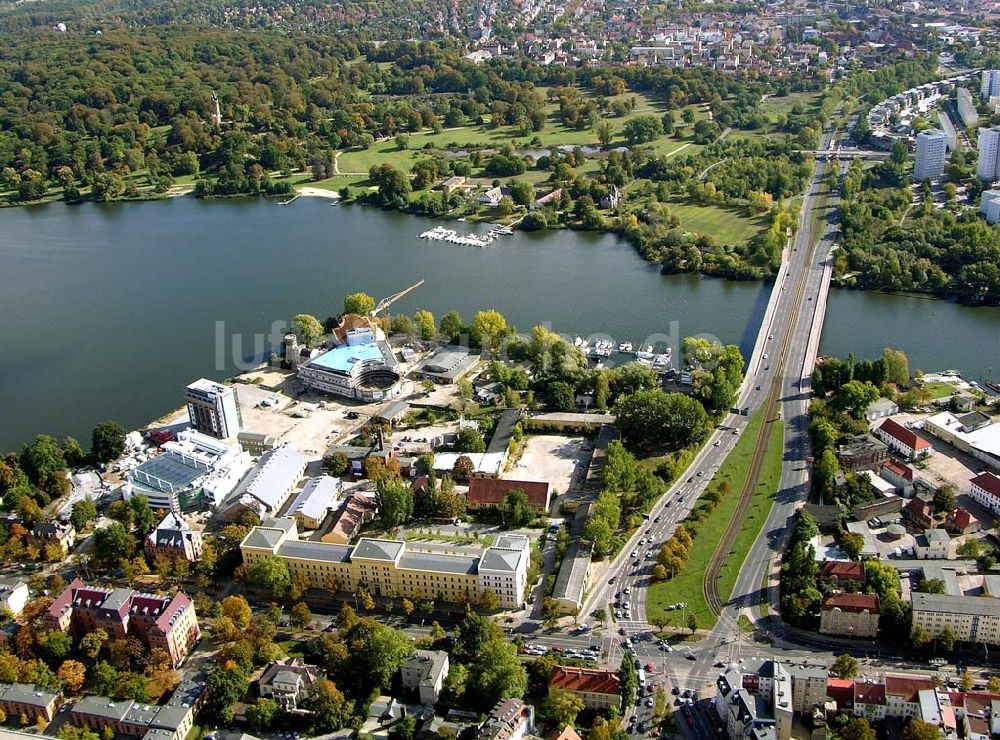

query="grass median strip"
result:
[647,410,784,630]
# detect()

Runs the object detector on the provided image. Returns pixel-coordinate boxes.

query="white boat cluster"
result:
[570,337,670,368]
[418,224,513,247]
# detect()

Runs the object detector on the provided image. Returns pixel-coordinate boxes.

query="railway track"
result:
[703,159,830,617]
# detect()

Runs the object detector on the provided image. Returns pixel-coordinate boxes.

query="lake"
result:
[0,196,997,452]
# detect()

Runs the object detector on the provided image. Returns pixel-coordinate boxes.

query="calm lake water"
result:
[0,196,997,452]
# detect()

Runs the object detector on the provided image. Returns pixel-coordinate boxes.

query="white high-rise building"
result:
[978,126,1000,181]
[982,70,1000,100]
[185,378,243,439]
[981,190,1000,224]
[913,129,948,181]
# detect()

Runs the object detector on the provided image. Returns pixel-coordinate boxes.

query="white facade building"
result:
[978,126,1000,181]
[981,190,1000,224]
[913,129,948,181]
[125,429,252,512]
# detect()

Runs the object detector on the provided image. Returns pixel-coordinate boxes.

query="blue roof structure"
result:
[309,342,385,374]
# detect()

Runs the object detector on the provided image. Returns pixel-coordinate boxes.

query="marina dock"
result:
[418,224,514,247]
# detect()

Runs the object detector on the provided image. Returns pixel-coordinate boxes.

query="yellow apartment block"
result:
[240,518,531,609]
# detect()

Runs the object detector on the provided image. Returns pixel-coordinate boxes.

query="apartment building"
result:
[913,129,948,181]
[240,518,531,609]
[476,699,533,740]
[184,378,242,440]
[819,593,880,638]
[979,126,1000,182]
[549,667,621,710]
[911,592,1000,645]
[44,579,200,666]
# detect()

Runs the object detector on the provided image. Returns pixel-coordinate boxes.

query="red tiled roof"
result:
[882,460,914,482]
[884,675,936,702]
[878,419,931,451]
[822,593,879,613]
[948,508,978,529]
[553,727,582,740]
[854,682,886,705]
[821,561,866,582]
[550,666,621,697]
[826,679,855,709]
[971,472,1000,498]
[468,478,550,509]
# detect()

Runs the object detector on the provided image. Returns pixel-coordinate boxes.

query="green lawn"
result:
[664,197,767,245]
[714,417,784,613]
[646,410,782,630]
[921,380,959,400]
[760,91,823,119]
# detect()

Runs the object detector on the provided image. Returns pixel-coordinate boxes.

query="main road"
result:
[568,125,843,703]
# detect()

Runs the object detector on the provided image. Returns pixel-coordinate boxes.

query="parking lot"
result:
[506,434,591,498]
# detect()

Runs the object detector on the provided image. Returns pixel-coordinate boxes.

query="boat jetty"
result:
[418,224,514,247]
[573,337,672,370]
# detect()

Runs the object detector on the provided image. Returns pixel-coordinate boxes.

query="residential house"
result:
[947,508,981,535]
[145,513,204,563]
[549,667,621,710]
[853,681,888,722]
[361,696,406,740]
[44,579,200,667]
[399,650,449,705]
[819,593,880,638]
[258,658,321,711]
[476,699,533,740]
[479,186,506,206]
[69,670,204,740]
[530,189,563,211]
[875,418,933,460]
[466,478,551,512]
[32,521,76,554]
[904,498,934,528]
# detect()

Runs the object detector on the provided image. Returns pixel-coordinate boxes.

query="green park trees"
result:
[613,389,708,449]
[344,292,376,316]
[292,314,325,347]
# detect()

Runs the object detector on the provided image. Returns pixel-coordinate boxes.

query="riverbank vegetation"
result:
[835,155,1000,304]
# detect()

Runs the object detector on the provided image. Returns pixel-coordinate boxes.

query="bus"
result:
[637,669,647,690]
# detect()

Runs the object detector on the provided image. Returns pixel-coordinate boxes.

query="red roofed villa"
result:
[549,666,621,709]
[820,593,880,638]
[875,418,933,461]
[467,478,551,512]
